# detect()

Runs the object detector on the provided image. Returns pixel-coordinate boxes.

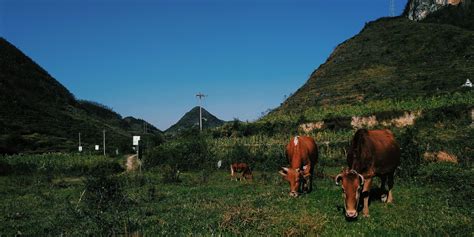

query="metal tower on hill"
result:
[196,92,207,132]
[389,0,396,17]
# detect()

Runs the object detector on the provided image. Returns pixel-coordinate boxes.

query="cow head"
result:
[279,165,309,197]
[335,169,365,218]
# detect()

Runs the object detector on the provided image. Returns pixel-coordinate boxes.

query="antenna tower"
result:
[196,92,207,132]
[389,0,396,17]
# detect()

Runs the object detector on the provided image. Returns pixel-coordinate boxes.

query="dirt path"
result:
[126,154,141,172]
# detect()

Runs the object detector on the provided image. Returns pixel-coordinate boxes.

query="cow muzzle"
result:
[289,191,299,197]
[345,210,358,218]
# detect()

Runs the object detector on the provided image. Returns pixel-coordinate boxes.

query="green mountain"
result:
[166,106,225,134]
[0,37,162,154]
[271,2,473,116]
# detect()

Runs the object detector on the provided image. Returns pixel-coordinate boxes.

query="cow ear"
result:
[295,168,300,172]
[279,170,287,177]
[335,174,343,185]
[358,174,365,186]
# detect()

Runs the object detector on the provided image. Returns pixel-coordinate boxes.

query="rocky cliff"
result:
[405,0,469,21]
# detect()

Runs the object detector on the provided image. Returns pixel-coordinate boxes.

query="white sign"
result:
[95,145,99,151]
[133,136,141,146]
[78,146,83,152]
[217,160,222,169]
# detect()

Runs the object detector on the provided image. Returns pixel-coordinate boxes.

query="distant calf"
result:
[279,136,318,197]
[230,162,253,181]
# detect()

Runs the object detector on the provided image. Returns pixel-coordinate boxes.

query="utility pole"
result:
[103,129,106,156]
[78,132,82,152]
[196,92,207,132]
[389,0,395,17]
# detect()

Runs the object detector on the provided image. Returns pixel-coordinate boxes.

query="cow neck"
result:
[290,145,304,169]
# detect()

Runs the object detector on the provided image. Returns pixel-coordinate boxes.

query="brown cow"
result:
[335,129,400,218]
[279,136,318,197]
[230,162,253,181]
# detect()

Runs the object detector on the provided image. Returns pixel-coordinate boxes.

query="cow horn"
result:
[335,174,343,185]
[295,168,300,172]
[358,173,365,186]
[282,167,289,172]
[278,170,287,177]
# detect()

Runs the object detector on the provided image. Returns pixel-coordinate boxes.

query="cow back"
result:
[348,129,400,176]
[286,136,318,169]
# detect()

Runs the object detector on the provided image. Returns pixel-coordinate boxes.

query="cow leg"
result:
[380,175,388,203]
[230,165,235,181]
[386,172,395,203]
[362,178,372,217]
[308,175,313,193]
[303,177,310,193]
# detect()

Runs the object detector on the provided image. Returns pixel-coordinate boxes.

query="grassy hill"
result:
[0,37,162,154]
[271,4,473,116]
[166,106,225,134]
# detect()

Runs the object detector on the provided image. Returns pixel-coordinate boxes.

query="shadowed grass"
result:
[1,166,471,235]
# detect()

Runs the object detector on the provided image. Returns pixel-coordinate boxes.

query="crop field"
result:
[0,154,472,236]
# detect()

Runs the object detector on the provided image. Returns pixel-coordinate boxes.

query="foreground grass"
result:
[1,167,472,236]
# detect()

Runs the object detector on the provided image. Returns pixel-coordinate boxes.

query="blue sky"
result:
[0,0,406,130]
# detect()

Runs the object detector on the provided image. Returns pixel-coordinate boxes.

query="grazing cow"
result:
[335,129,400,218]
[230,162,253,181]
[279,136,318,197]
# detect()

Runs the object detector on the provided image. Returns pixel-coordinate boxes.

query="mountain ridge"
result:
[269,4,473,117]
[0,37,162,154]
[165,106,225,134]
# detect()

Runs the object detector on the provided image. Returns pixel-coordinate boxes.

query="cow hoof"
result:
[363,214,370,218]
[381,194,388,203]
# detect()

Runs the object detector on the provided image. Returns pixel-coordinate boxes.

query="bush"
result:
[398,127,422,179]
[78,167,135,235]
[161,164,181,183]
[144,133,214,171]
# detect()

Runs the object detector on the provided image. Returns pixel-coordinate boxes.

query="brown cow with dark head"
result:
[230,162,253,181]
[279,136,318,197]
[336,129,400,218]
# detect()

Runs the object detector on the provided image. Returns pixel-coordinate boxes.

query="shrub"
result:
[79,168,134,235]
[161,164,181,184]
[397,127,422,179]
[144,133,214,171]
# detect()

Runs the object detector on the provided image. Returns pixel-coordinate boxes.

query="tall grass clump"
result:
[397,127,422,179]
[76,164,135,235]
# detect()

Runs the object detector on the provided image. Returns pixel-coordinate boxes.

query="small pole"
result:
[103,130,106,156]
[78,132,82,153]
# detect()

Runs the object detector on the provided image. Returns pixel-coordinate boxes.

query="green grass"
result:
[0,156,472,236]
[0,153,123,175]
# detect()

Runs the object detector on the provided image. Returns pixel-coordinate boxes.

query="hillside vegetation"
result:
[0,38,162,154]
[272,6,473,116]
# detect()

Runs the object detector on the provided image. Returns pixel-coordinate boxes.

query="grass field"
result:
[0,154,472,236]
